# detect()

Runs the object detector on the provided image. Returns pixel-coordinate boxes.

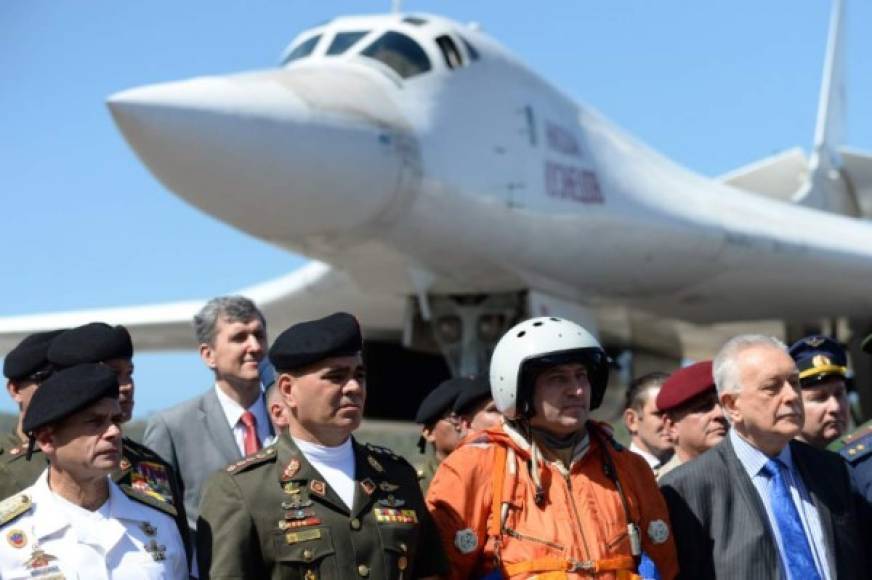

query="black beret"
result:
[415,378,464,425]
[48,322,133,368]
[3,330,65,381]
[452,377,493,416]
[789,335,848,386]
[22,363,119,434]
[269,312,362,371]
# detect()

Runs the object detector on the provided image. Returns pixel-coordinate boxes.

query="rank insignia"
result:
[378,481,399,492]
[283,482,303,495]
[360,479,376,496]
[6,529,26,549]
[145,539,167,562]
[139,522,157,537]
[280,517,321,530]
[25,547,58,569]
[374,507,418,524]
[377,495,405,508]
[367,455,384,473]
[282,459,301,481]
[309,480,327,497]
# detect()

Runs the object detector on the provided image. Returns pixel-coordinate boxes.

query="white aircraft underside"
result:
[3,4,872,374]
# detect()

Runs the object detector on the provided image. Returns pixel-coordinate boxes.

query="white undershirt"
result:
[293,436,356,509]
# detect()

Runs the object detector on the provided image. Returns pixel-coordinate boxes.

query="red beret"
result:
[656,360,715,412]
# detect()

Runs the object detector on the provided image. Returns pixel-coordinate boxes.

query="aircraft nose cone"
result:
[108,70,415,241]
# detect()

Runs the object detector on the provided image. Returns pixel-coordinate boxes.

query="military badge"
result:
[285,529,321,544]
[281,517,322,529]
[374,508,418,524]
[309,480,327,497]
[804,336,826,347]
[131,461,173,504]
[119,458,132,470]
[283,482,303,495]
[6,529,26,549]
[812,354,832,369]
[282,459,301,481]
[360,479,376,496]
[285,508,316,520]
[367,455,384,473]
[377,495,405,508]
[25,547,58,569]
[139,522,157,537]
[378,481,399,492]
[282,496,313,510]
[455,528,478,554]
[647,519,670,544]
[145,539,167,561]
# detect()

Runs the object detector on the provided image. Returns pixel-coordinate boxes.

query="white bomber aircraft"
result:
[2,1,872,414]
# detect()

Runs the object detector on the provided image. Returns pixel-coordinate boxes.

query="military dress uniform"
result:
[0,471,187,579]
[832,419,872,504]
[197,432,447,579]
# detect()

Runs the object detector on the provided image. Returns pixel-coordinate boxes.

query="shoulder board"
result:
[120,485,178,517]
[0,493,32,526]
[364,443,401,460]
[840,430,872,464]
[121,437,162,462]
[225,445,278,475]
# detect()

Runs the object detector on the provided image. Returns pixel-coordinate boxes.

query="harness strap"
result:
[503,554,637,575]
[489,444,508,537]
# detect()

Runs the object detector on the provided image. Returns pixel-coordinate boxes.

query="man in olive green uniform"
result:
[0,330,64,499]
[198,312,447,579]
[413,378,465,494]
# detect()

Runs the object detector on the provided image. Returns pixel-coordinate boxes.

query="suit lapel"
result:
[721,436,781,576]
[201,390,242,463]
[790,442,837,579]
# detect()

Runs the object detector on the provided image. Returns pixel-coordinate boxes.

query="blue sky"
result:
[2,1,870,417]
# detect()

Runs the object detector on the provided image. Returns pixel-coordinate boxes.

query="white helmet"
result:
[489,316,609,419]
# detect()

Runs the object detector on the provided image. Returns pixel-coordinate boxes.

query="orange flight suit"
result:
[426,421,678,579]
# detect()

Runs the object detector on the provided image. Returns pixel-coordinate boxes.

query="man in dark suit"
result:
[144,295,274,535]
[660,334,867,580]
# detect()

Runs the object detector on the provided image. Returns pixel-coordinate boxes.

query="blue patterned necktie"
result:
[760,458,822,580]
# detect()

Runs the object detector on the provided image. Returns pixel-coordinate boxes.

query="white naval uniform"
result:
[0,470,187,580]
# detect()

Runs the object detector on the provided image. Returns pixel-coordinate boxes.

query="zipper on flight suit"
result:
[564,472,592,560]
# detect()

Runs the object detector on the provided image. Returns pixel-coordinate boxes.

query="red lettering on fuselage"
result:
[545,162,604,204]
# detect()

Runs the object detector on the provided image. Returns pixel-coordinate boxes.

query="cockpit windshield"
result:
[326,31,368,56]
[360,31,431,79]
[283,34,321,64]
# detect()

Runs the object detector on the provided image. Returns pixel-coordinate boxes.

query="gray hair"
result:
[193,295,266,346]
[713,334,787,395]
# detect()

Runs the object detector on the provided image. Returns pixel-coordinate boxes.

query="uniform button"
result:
[358,564,370,577]
[399,542,407,553]
[350,518,361,530]
[303,548,314,562]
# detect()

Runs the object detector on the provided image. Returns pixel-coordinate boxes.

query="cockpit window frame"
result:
[282,33,322,64]
[360,30,432,80]
[325,30,370,56]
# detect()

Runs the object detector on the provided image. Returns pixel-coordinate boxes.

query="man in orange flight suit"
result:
[427,317,678,580]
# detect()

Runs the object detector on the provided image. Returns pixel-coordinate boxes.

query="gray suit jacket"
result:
[660,436,867,580]
[144,389,271,532]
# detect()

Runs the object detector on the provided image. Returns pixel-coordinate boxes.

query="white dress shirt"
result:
[629,441,662,469]
[730,429,831,580]
[294,436,356,510]
[0,470,187,579]
[214,385,273,455]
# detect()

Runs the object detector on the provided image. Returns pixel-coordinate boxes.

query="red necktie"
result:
[240,411,261,455]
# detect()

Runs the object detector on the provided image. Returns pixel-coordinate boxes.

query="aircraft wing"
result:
[0,261,406,355]
[717,147,808,201]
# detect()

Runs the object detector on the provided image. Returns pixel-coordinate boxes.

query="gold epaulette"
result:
[0,493,32,526]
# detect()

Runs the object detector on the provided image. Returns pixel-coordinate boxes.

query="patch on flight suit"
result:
[374,508,418,524]
[5,529,26,549]
[454,528,478,554]
[0,493,31,526]
[647,519,670,544]
[377,495,406,508]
